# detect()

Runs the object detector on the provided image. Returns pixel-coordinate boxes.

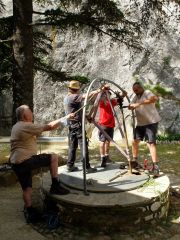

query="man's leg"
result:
[132,126,144,161]
[146,142,159,176]
[50,153,59,177]
[131,139,143,169]
[100,141,106,156]
[79,133,97,172]
[23,186,42,223]
[145,123,159,176]
[23,154,69,195]
[12,166,42,223]
[98,128,107,167]
[146,143,158,163]
[132,139,140,160]
[49,153,70,194]
[145,123,159,164]
[100,141,107,167]
[104,128,114,163]
[105,140,114,163]
[23,187,32,208]
[79,134,90,167]
[67,130,78,169]
[105,140,110,156]
[19,154,68,202]
[11,165,34,209]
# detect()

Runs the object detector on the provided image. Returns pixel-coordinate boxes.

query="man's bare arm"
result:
[128,95,159,110]
[43,113,75,131]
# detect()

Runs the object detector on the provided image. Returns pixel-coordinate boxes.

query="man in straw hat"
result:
[64,80,103,173]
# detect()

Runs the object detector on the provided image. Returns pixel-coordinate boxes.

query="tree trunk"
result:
[12,0,33,123]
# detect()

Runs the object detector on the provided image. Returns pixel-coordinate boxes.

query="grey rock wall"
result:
[34,0,180,136]
[1,0,180,136]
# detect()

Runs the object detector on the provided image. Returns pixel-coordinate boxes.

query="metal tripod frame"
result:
[82,78,135,195]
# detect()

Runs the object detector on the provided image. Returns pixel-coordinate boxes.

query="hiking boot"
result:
[67,165,79,172]
[105,155,113,163]
[130,161,143,170]
[146,165,160,177]
[86,166,97,173]
[50,183,70,195]
[101,156,107,168]
[24,206,42,224]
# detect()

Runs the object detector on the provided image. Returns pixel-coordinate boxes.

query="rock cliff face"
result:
[1,0,180,136]
[33,0,180,136]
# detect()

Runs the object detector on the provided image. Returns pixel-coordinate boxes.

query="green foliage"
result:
[163,56,172,66]
[157,134,180,142]
[144,83,173,98]
[0,19,71,93]
[154,85,173,97]
[35,0,142,49]
[0,17,13,93]
[131,79,180,104]
[69,75,90,83]
[0,143,10,164]
[131,79,179,107]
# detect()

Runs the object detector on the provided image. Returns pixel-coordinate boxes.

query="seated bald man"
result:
[9,105,73,223]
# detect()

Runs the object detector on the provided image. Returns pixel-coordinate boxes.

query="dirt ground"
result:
[0,172,180,240]
[0,183,46,240]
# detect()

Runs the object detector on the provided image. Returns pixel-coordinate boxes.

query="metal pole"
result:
[82,79,99,195]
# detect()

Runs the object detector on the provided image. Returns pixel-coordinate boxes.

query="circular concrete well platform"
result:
[42,162,170,230]
[58,162,149,192]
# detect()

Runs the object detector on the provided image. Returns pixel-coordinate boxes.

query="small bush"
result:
[157,134,180,142]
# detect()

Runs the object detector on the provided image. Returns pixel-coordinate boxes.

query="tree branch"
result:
[0,37,12,43]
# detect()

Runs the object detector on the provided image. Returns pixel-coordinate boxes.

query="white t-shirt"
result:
[131,90,161,126]
[10,121,45,164]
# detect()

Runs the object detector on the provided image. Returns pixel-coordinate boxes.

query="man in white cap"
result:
[64,80,102,173]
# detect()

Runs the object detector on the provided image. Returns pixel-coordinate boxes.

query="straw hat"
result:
[68,80,81,90]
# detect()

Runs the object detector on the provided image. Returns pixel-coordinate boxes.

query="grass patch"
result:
[1,142,180,175]
[0,144,10,164]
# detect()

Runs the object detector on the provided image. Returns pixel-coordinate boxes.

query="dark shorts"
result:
[12,154,51,190]
[99,126,114,142]
[134,123,158,143]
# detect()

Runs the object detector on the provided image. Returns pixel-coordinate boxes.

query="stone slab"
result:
[58,162,149,192]
[42,166,170,208]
